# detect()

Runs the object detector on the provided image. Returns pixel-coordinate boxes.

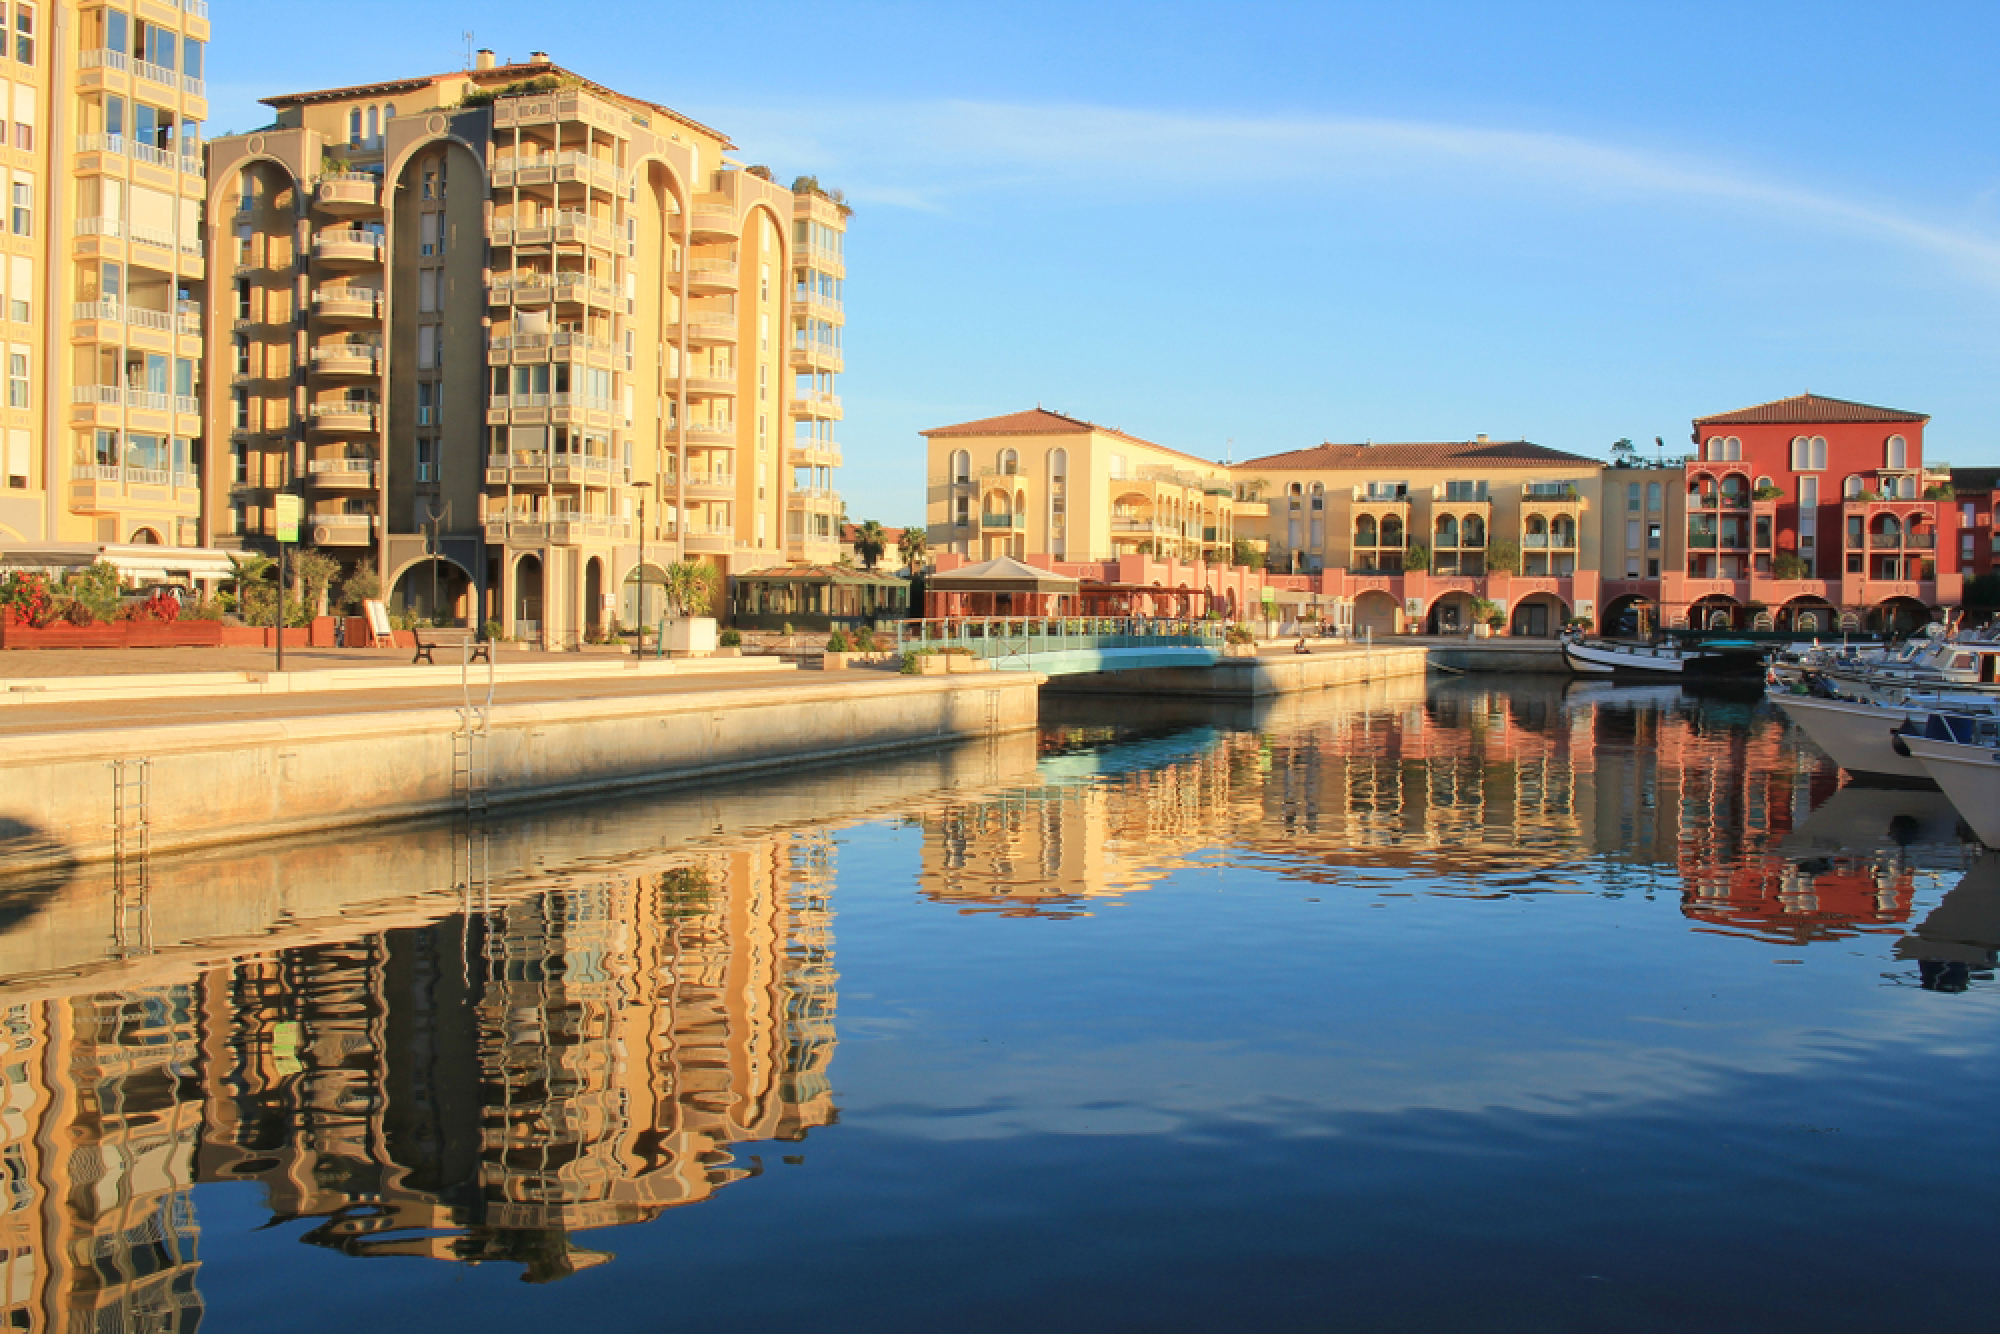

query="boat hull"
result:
[1770,694,1935,783]
[1903,733,2000,848]
[1562,639,1763,679]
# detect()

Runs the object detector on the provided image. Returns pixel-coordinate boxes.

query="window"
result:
[6,351,25,408]
[415,438,435,482]
[10,123,26,152]
[348,109,363,146]
[1647,481,1661,511]
[1886,434,1907,469]
[1843,474,1863,499]
[1647,557,1660,577]
[421,165,437,201]
[1647,523,1661,550]
[1626,519,1640,550]
[419,212,439,256]
[9,182,28,237]
[417,325,436,369]
[416,382,436,425]
[1704,435,1741,462]
[1627,482,1640,512]
[418,269,437,311]
[13,4,32,66]
[1791,435,1828,471]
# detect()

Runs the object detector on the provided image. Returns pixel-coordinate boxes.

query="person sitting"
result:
[1294,635,1310,654]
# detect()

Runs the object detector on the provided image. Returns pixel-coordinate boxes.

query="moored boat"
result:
[1899,714,2000,849]
[1561,635,1765,678]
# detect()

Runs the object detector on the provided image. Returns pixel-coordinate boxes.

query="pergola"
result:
[731,565,910,631]
[924,557,1081,618]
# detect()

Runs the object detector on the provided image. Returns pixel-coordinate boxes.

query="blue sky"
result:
[206,0,2000,521]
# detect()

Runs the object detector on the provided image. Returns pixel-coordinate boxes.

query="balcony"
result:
[790,342,843,373]
[307,459,380,488]
[685,314,738,344]
[314,289,382,320]
[74,301,201,339]
[794,241,845,275]
[309,401,382,432]
[489,329,611,360]
[492,89,633,135]
[675,472,736,500]
[790,442,842,468]
[68,464,198,512]
[491,273,621,308]
[793,292,843,322]
[484,514,631,545]
[981,513,1026,530]
[682,374,735,396]
[687,259,738,292]
[316,174,380,211]
[490,151,628,195]
[314,230,385,265]
[689,206,740,241]
[792,390,843,420]
[307,513,376,545]
[311,345,383,376]
[683,421,736,447]
[490,210,623,252]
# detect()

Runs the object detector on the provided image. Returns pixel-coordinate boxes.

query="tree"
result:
[337,560,381,613]
[1485,539,1521,575]
[1403,542,1432,574]
[662,560,720,618]
[225,551,274,596]
[1772,551,1810,581]
[897,527,929,571]
[853,519,888,570]
[1230,537,1261,568]
[293,550,340,619]
[1609,438,1638,466]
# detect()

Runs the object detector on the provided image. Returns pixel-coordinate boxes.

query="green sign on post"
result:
[274,494,302,545]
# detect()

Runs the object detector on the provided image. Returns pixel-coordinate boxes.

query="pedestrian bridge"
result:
[895,617,1225,676]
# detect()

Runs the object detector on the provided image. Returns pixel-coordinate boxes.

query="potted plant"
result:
[1224,622,1257,656]
[661,560,721,655]
[717,627,743,657]
[823,629,851,669]
[1468,597,1500,638]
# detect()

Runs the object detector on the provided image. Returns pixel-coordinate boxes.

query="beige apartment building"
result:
[0,0,222,578]
[922,408,1261,565]
[204,50,846,643]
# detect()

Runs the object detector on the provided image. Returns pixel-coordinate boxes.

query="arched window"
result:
[1755,475,1773,495]
[1705,436,1723,461]
[1463,514,1486,546]
[1048,447,1066,480]
[998,447,1018,475]
[1897,474,1916,499]
[1810,436,1828,470]
[1790,436,1826,471]
[1843,474,1863,499]
[1724,436,1742,460]
[1381,515,1404,547]
[1886,434,1907,470]
[951,449,970,483]
[1355,515,1378,547]
[1435,514,1459,547]
[383,103,396,121]
[1288,482,1303,498]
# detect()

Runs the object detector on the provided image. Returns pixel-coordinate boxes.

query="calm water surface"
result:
[2,676,1995,1332]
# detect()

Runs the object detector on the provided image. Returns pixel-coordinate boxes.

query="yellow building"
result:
[0,0,231,582]
[204,50,846,643]
[922,408,1260,565]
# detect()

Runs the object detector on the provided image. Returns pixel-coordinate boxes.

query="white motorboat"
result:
[1770,691,2000,783]
[1898,713,2000,849]
[1562,635,1765,678]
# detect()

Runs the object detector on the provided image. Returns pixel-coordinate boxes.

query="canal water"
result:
[0,677,1994,1331]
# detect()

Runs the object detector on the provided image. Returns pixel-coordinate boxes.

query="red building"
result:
[1674,393,1959,632]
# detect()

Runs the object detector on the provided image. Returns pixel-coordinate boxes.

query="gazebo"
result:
[923,557,1081,618]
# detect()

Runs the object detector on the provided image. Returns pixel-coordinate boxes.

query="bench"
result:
[412,628,489,666]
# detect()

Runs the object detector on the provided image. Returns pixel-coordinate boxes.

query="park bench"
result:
[411,627,489,666]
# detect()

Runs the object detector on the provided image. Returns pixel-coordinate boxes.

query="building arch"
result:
[389,554,475,623]
[951,449,971,483]
[1873,596,1933,635]
[1353,589,1401,636]
[1602,593,1655,638]
[1777,595,1838,635]
[1510,592,1569,638]
[1690,592,1741,631]
[1425,590,1477,634]
[512,553,545,634]
[128,527,163,545]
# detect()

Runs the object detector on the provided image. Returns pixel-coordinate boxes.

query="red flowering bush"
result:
[0,572,55,628]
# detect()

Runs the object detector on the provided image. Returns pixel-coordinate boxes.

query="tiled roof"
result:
[1694,393,1928,426]
[261,62,733,147]
[1237,439,1595,470]
[921,408,1224,468]
[735,564,905,583]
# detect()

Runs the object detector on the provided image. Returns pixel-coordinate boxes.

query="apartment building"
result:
[204,50,846,644]
[0,0,225,580]
[1594,394,1962,635]
[922,408,1257,565]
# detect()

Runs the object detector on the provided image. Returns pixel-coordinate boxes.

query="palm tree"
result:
[224,551,274,596]
[853,519,888,570]
[897,527,929,572]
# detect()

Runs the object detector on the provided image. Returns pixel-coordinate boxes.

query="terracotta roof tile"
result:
[921,408,1225,468]
[1693,393,1928,427]
[1237,439,1596,471]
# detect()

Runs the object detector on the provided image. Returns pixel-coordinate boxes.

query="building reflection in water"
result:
[4,680,1998,1323]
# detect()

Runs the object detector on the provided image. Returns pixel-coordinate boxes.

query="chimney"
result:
[529,50,551,65]
[1475,433,1489,443]
[474,48,496,70]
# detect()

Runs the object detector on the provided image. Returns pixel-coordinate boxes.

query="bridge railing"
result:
[895,616,1225,666]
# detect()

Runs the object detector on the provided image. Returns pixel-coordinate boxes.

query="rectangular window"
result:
[1647,523,1661,550]
[14,5,33,66]
[9,183,29,237]
[416,382,436,425]
[1647,481,1661,511]
[417,324,437,368]
[1626,482,1640,512]
[348,109,363,146]
[7,299,24,324]
[419,212,439,256]
[1647,558,1660,577]
[415,438,435,482]
[105,8,129,54]
[418,268,437,311]
[5,427,26,487]
[10,123,26,152]
[1626,519,1640,551]
[1847,552,1864,574]
[7,351,27,409]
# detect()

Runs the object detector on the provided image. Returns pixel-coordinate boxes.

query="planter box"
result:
[308,617,338,648]
[665,617,717,656]
[714,645,743,657]
[823,651,851,670]
[916,654,951,675]
[0,619,232,650]
[946,655,991,673]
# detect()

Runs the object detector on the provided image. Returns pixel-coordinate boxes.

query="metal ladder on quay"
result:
[451,638,496,816]
[109,757,152,958]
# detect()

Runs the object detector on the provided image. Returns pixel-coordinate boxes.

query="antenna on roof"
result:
[1225,437,1233,465]
[462,30,475,69]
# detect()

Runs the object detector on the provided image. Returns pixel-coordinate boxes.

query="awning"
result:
[1,542,244,581]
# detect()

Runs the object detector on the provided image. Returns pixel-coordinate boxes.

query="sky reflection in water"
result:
[0,676,1993,1333]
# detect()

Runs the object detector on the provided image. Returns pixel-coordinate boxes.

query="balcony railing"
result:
[314,289,383,317]
[981,513,1025,529]
[71,463,198,489]
[308,459,381,479]
[310,402,382,428]
[490,330,611,355]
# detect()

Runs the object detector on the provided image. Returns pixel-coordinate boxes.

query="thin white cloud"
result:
[722,99,2000,285]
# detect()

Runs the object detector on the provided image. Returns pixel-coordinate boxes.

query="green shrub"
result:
[825,630,851,653]
[66,561,123,623]
[1225,623,1256,645]
[719,628,742,647]
[483,619,503,641]
[899,648,932,674]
